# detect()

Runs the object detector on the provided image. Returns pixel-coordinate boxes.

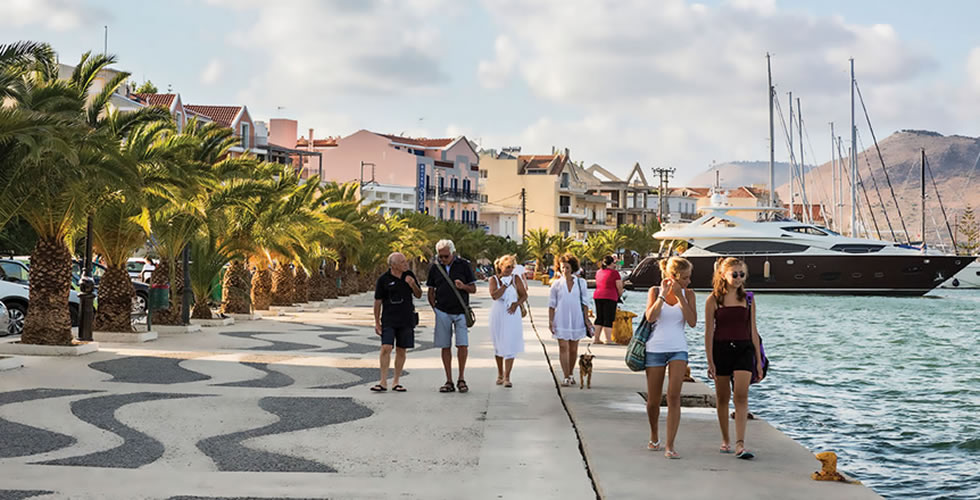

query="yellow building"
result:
[480,149,613,242]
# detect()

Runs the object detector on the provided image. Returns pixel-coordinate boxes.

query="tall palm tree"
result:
[551,233,584,272]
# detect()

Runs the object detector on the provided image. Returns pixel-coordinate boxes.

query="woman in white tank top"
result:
[642,257,697,459]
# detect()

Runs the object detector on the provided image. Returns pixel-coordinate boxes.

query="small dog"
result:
[578,353,594,389]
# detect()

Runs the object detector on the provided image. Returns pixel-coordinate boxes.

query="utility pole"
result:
[652,167,675,223]
[104,26,108,55]
[521,187,527,241]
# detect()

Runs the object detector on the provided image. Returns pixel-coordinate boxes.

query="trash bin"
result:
[611,309,637,345]
[149,284,170,311]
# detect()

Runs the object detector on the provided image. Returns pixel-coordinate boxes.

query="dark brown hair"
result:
[711,257,747,306]
[559,253,580,273]
[601,255,615,269]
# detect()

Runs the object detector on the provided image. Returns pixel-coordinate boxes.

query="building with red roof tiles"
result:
[184,104,264,158]
[316,130,481,220]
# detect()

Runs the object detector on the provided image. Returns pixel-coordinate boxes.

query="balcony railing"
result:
[424,187,480,202]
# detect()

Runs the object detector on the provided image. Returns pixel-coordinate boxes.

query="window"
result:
[241,122,250,149]
[559,221,571,235]
[480,170,488,178]
[438,208,444,220]
[439,177,445,191]
[781,226,828,236]
[830,244,885,253]
[450,208,455,220]
[704,241,810,255]
[560,173,570,188]
[0,262,28,282]
[426,175,430,189]
[176,111,183,132]
[462,211,469,223]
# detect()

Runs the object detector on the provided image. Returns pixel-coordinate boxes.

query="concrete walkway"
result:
[0,283,881,499]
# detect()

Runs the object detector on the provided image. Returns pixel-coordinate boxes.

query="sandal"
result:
[457,379,469,393]
[719,443,733,454]
[648,440,662,451]
[561,377,570,387]
[392,385,406,392]
[594,340,605,345]
[496,376,504,385]
[734,440,755,459]
[439,381,455,393]
[369,384,387,392]
[503,380,512,388]
[664,449,680,459]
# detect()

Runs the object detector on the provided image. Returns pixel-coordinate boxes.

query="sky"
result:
[3,0,980,184]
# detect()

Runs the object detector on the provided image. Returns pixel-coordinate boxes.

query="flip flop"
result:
[719,443,733,454]
[648,440,663,451]
[369,384,387,392]
[392,385,407,392]
[664,450,680,459]
[503,381,512,388]
[736,448,755,459]
[496,376,504,385]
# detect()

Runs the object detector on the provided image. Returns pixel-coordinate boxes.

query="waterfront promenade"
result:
[0,284,880,499]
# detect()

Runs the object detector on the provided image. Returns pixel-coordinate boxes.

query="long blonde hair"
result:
[711,257,747,306]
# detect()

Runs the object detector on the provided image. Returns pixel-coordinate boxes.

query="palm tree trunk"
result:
[191,299,212,319]
[323,266,338,299]
[271,262,294,306]
[308,270,324,301]
[21,236,73,345]
[220,260,251,314]
[293,267,309,304]
[94,266,134,332]
[150,259,184,325]
[251,266,273,310]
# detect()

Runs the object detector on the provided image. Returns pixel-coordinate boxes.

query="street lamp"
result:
[77,215,95,341]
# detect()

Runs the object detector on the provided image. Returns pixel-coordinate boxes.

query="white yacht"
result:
[940,259,980,289]
[627,192,973,296]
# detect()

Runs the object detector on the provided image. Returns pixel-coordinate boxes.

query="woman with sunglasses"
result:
[704,257,763,459]
[488,254,527,388]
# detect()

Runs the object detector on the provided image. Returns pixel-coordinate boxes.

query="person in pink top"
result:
[592,255,624,344]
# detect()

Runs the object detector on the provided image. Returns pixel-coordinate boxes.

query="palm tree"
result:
[616,223,656,267]
[551,233,584,272]
[525,228,557,279]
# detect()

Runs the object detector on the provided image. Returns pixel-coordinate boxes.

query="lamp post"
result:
[77,215,95,341]
[180,243,191,324]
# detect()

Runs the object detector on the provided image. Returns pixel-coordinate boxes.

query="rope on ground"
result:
[526,307,604,500]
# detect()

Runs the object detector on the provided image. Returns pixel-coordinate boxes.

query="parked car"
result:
[0,279,80,336]
[0,258,29,285]
[71,261,149,316]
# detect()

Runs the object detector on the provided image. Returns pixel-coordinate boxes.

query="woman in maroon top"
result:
[704,257,763,459]
[592,255,624,344]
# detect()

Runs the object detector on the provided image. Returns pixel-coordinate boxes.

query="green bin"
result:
[149,285,170,311]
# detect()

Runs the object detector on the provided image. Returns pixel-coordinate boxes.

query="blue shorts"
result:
[381,325,414,349]
[645,351,688,367]
[434,308,469,348]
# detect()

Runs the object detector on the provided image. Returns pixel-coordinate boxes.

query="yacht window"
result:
[781,226,828,236]
[829,244,885,253]
[705,241,810,255]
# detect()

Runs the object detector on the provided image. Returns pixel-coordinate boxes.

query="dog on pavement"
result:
[578,353,594,389]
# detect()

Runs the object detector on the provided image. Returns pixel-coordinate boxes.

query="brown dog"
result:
[578,353,594,389]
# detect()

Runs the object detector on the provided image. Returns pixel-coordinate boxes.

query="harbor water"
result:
[620,288,979,499]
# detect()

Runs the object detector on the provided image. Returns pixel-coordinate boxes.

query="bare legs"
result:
[714,371,752,452]
[664,360,685,453]
[393,347,406,387]
[645,366,666,444]
[558,339,581,382]
[596,325,614,344]
[495,355,516,385]
[380,344,406,388]
[441,345,468,383]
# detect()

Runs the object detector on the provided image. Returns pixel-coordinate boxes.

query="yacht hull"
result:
[626,255,973,296]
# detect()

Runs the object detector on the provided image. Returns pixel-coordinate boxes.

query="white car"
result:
[127,257,156,282]
[0,280,81,336]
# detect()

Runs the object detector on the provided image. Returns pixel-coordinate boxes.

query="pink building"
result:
[318,130,481,223]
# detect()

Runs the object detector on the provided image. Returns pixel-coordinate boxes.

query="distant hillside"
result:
[774,130,979,246]
[688,160,813,188]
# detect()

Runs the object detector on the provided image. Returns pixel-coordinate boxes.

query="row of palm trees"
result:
[0,41,507,346]
[523,219,661,278]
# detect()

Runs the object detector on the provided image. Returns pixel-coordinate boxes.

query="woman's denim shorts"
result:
[645,351,688,367]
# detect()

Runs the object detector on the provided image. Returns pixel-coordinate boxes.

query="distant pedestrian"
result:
[592,255,624,344]
[643,257,696,458]
[427,239,477,393]
[549,253,593,387]
[371,252,422,392]
[704,257,763,459]
[489,254,527,388]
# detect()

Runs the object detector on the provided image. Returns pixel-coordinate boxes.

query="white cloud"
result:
[478,35,519,89]
[967,47,980,94]
[0,0,108,31]
[200,59,223,85]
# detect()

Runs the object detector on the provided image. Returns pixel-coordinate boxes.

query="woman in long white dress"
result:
[489,254,527,387]
[548,253,594,387]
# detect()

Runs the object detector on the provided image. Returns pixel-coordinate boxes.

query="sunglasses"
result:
[729,271,746,278]
[438,254,453,260]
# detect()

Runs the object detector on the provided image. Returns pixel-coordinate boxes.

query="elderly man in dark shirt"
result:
[426,239,477,393]
[372,252,422,392]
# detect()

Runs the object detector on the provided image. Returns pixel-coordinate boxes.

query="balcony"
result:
[558,205,587,219]
[424,187,479,202]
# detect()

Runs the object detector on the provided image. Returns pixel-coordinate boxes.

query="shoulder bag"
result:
[625,287,657,371]
[578,277,593,337]
[435,262,476,328]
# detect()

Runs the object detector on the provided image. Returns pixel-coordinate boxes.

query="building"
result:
[480,148,612,241]
[683,184,776,221]
[184,104,266,159]
[586,163,658,227]
[317,130,480,221]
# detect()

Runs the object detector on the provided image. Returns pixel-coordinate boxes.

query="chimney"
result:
[308,128,314,151]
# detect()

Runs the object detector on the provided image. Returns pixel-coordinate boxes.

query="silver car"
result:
[0,300,9,336]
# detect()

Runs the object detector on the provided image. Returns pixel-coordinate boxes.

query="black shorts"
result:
[381,325,414,349]
[712,340,755,377]
[594,299,617,328]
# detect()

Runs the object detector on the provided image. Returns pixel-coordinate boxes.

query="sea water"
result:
[620,289,979,499]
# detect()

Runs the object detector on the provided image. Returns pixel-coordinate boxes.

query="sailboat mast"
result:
[788,91,795,219]
[921,148,926,250]
[798,97,807,224]
[767,53,775,210]
[830,123,837,231]
[850,58,857,238]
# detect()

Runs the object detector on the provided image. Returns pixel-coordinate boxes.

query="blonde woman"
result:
[488,255,527,387]
[704,257,763,459]
[643,257,696,458]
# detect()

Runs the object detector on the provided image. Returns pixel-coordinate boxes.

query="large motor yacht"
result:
[627,192,973,296]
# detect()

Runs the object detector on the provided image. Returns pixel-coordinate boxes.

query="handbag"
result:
[745,292,769,384]
[435,261,476,328]
[626,314,655,371]
[578,277,593,337]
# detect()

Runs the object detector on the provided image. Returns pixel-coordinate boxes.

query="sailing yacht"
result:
[626,190,973,295]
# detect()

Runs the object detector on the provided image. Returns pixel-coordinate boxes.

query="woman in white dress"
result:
[489,254,527,387]
[549,253,594,387]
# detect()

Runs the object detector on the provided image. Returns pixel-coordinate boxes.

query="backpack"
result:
[746,292,769,383]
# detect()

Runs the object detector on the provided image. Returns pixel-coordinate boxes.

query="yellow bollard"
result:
[611,309,637,345]
[811,451,861,484]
